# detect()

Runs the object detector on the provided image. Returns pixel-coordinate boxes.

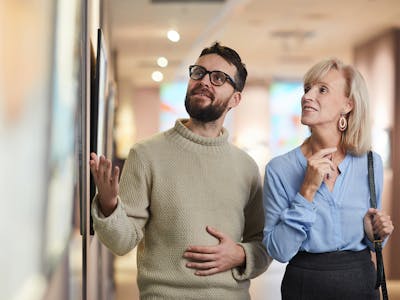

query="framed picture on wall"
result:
[90,28,108,235]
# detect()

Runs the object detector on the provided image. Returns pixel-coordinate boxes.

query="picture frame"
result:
[90,28,108,235]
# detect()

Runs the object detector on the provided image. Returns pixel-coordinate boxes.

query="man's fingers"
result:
[94,155,116,187]
[98,156,109,183]
[112,166,120,187]
[89,166,99,187]
[186,261,216,270]
[185,246,216,255]
[206,226,225,241]
[89,159,97,174]
[89,153,100,186]
[185,259,221,276]
[105,159,112,182]
[89,153,99,172]
[90,152,98,163]
[184,252,215,262]
[194,268,219,276]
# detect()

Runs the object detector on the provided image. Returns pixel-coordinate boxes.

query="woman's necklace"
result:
[326,152,339,181]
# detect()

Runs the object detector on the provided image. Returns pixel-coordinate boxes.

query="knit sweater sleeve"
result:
[91,147,150,255]
[232,171,272,280]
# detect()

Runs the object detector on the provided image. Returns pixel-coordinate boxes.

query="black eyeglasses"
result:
[189,65,237,90]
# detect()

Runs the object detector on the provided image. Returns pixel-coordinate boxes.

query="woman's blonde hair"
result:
[303,58,371,155]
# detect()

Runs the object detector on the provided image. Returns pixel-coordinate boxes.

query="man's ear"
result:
[229,91,241,109]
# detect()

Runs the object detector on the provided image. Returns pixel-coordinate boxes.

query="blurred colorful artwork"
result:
[159,81,189,131]
[269,81,310,157]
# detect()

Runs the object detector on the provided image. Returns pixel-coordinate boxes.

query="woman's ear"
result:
[344,98,354,114]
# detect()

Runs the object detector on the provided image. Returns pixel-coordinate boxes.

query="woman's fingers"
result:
[310,147,337,159]
[365,210,395,240]
[373,211,394,239]
[313,148,338,180]
[308,157,335,180]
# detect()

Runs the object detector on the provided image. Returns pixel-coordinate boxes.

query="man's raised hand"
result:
[89,153,120,216]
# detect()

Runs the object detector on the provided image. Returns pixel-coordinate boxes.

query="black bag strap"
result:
[367,151,389,300]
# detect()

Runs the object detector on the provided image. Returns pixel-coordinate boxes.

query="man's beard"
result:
[184,86,229,122]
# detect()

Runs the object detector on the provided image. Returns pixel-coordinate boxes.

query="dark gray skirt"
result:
[281,249,379,300]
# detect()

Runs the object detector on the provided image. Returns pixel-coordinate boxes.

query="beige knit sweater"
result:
[92,119,271,299]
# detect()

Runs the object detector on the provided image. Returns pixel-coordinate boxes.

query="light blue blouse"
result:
[262,147,383,263]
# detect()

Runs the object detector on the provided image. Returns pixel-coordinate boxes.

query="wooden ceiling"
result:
[108,0,400,87]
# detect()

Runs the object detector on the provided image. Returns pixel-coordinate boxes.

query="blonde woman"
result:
[263,58,394,299]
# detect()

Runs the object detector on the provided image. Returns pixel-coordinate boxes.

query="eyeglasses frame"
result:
[189,65,237,90]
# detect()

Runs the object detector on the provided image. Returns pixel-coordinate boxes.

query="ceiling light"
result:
[157,57,168,68]
[167,30,180,42]
[152,71,164,82]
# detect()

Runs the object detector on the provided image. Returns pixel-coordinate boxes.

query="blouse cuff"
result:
[293,192,317,211]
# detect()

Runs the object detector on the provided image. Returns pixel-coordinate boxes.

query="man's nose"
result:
[200,73,212,86]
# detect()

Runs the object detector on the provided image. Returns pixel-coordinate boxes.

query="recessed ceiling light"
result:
[152,71,164,82]
[167,30,180,42]
[157,57,168,68]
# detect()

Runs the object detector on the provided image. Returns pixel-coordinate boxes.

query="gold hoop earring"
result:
[338,114,347,132]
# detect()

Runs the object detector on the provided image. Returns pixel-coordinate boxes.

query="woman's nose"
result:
[303,87,315,100]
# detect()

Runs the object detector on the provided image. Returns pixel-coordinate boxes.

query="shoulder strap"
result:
[367,151,377,209]
[367,150,389,299]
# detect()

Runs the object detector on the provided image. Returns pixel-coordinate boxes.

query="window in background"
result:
[372,127,391,168]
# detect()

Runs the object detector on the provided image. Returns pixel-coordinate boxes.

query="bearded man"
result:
[90,42,272,300]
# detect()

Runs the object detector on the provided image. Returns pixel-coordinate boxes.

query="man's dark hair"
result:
[199,42,247,92]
